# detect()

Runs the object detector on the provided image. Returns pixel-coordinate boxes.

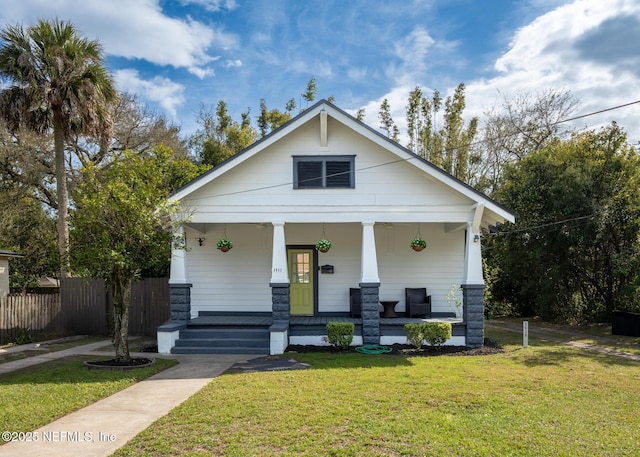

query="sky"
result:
[0,0,639,144]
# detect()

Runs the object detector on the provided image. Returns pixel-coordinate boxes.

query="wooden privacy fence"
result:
[0,293,61,344]
[0,278,170,344]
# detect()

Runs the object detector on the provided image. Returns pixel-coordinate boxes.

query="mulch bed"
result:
[84,357,155,370]
[286,338,503,357]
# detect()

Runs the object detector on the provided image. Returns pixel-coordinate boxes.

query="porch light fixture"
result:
[473,234,480,243]
[197,237,205,246]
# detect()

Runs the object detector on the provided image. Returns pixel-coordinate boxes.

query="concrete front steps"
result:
[171,326,270,354]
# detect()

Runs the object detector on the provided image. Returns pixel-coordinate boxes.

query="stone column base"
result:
[360,282,380,345]
[169,283,192,322]
[271,282,290,325]
[462,284,485,348]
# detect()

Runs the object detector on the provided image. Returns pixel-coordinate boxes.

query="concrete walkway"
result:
[0,339,252,457]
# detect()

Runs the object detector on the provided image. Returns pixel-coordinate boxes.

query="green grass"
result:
[114,330,640,457]
[486,318,640,356]
[0,356,176,433]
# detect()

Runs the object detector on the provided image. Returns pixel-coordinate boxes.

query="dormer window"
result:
[293,155,355,189]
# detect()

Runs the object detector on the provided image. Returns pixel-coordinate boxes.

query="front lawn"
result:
[114,330,640,456]
[0,356,176,434]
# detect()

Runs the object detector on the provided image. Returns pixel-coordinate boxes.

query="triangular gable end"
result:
[170,99,515,228]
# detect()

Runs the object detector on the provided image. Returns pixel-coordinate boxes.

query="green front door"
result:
[288,249,314,315]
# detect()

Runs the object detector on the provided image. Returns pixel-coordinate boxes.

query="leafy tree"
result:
[71,146,206,362]
[192,101,258,166]
[257,99,291,137]
[0,19,117,277]
[0,121,57,211]
[486,123,640,322]
[301,77,317,108]
[378,98,399,141]
[285,98,296,115]
[0,187,58,291]
[405,83,477,181]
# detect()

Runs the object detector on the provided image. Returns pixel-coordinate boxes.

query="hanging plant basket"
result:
[316,238,332,253]
[411,224,426,252]
[410,238,427,252]
[217,238,233,252]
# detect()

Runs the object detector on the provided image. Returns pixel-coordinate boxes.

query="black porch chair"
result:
[405,287,432,318]
[349,288,361,318]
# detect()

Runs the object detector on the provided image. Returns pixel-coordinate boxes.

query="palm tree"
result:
[0,19,117,277]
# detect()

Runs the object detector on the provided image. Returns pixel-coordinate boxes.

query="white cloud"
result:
[0,0,237,78]
[465,0,640,140]
[179,0,238,12]
[114,69,185,118]
[360,0,640,144]
[390,26,436,85]
[347,67,368,82]
[224,59,242,69]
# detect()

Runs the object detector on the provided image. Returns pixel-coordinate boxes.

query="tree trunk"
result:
[53,113,70,278]
[111,277,132,363]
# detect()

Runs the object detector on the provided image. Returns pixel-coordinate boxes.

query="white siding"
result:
[183,117,474,224]
[375,223,464,314]
[186,225,272,317]
[186,222,464,316]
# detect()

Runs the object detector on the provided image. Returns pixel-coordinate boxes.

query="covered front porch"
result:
[159,214,485,354]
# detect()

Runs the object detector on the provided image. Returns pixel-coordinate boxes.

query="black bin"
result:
[612,311,640,337]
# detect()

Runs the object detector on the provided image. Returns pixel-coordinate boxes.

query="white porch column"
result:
[270,222,289,284]
[463,223,484,285]
[463,204,486,348]
[270,221,290,352]
[360,221,381,345]
[360,221,380,283]
[161,226,192,353]
[169,226,188,284]
[463,204,485,285]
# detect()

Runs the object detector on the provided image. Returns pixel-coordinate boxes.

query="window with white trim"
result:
[293,155,355,189]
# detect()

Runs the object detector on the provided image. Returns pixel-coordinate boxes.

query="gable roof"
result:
[171,99,515,225]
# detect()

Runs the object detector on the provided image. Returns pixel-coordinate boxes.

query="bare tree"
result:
[474,89,580,194]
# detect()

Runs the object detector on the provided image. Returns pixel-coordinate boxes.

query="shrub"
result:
[423,322,452,348]
[326,322,354,349]
[13,328,32,345]
[404,323,425,348]
[404,322,452,349]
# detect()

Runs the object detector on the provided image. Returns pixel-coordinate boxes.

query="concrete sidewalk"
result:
[0,339,114,375]
[0,340,252,457]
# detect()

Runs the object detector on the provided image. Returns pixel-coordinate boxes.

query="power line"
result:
[489,215,594,236]
[553,100,640,125]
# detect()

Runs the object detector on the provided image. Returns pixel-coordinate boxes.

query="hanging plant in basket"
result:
[410,238,427,251]
[411,225,426,251]
[316,238,332,253]
[217,238,233,252]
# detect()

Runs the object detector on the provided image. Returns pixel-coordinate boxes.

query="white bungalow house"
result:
[158,100,515,355]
